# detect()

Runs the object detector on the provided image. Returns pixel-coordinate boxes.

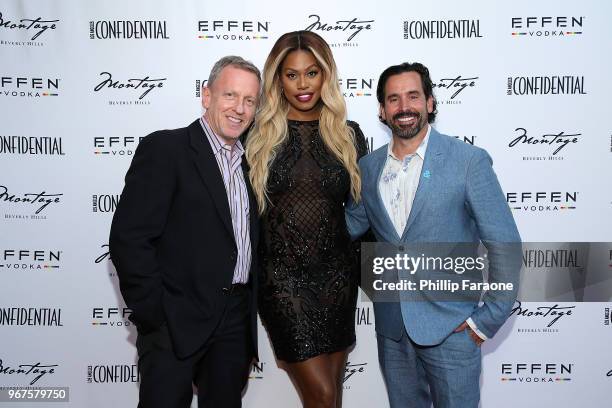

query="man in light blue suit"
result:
[346,62,521,408]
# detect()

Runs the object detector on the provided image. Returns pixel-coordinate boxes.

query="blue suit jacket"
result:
[346,127,521,345]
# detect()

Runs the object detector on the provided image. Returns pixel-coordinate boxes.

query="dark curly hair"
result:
[376,62,437,124]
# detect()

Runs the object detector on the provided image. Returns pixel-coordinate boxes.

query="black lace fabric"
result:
[258,120,368,362]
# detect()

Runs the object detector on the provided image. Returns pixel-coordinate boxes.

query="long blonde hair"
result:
[245,30,361,214]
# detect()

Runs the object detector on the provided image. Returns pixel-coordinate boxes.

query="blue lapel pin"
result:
[423,170,431,178]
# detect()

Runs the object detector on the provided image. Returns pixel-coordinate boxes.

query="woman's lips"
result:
[296,93,313,103]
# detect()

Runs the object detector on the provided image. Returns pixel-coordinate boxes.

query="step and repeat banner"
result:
[1,0,611,407]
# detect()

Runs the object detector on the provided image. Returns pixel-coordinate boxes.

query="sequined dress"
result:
[258,119,368,362]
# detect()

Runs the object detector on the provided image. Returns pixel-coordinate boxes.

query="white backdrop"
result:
[1,0,611,407]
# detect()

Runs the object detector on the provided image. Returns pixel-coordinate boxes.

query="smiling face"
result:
[380,71,433,140]
[202,65,260,145]
[279,49,324,121]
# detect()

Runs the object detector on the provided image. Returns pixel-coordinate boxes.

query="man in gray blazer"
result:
[346,62,521,408]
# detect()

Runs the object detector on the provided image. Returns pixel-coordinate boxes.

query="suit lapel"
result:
[401,129,445,241]
[372,146,401,242]
[188,120,234,238]
[241,159,259,252]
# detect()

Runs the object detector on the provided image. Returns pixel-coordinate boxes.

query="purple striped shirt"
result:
[200,117,251,284]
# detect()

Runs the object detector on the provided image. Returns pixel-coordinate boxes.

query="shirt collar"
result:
[387,124,431,162]
[200,116,244,157]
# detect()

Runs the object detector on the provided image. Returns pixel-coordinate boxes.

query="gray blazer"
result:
[346,127,521,345]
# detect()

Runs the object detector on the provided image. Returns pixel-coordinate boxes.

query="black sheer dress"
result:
[258,119,368,362]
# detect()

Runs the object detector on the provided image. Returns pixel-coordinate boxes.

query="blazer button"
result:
[398,245,405,251]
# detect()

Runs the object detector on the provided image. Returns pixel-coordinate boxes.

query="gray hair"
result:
[207,55,261,88]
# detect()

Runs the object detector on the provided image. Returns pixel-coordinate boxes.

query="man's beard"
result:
[388,110,426,139]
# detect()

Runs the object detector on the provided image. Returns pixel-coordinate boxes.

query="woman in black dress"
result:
[245,31,368,408]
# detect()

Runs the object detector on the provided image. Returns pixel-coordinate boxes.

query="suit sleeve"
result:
[465,148,522,339]
[109,132,176,332]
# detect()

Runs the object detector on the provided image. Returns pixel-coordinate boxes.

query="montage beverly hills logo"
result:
[0,358,59,386]
[0,11,58,47]
[508,127,581,161]
[94,243,117,279]
[343,361,368,390]
[93,71,166,106]
[94,244,110,265]
[432,75,479,105]
[304,14,374,48]
[510,300,575,335]
[0,184,63,220]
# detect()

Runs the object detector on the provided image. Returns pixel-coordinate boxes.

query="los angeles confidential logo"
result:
[507,75,585,95]
[89,20,169,39]
[0,135,64,156]
[404,18,482,39]
[87,364,139,383]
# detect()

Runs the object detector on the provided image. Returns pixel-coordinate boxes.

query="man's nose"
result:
[234,98,245,114]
